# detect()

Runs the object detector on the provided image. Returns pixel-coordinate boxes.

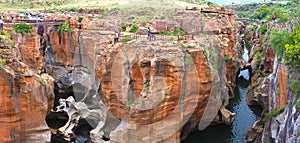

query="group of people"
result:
[146,27,156,40]
[113,26,158,44]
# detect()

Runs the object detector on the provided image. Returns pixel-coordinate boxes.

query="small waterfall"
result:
[238,40,250,81]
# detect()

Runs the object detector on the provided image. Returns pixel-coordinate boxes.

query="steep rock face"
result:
[239,20,300,143]
[47,8,237,143]
[0,43,54,142]
[95,42,214,143]
[0,6,238,143]
[238,21,275,108]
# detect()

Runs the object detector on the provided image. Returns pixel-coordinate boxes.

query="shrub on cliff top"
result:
[129,24,139,33]
[78,16,83,23]
[259,25,268,34]
[121,24,126,32]
[55,24,73,35]
[173,28,186,35]
[291,80,300,109]
[122,35,131,42]
[285,27,300,69]
[13,22,32,36]
[270,29,292,59]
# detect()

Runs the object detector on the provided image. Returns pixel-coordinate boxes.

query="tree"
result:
[270,29,292,59]
[285,27,300,69]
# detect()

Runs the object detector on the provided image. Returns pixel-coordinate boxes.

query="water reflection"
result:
[182,77,262,143]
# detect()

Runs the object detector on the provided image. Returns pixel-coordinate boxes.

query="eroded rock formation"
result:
[1,6,238,143]
[0,35,54,142]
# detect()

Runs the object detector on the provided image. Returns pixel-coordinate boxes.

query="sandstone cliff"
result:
[0,6,238,143]
[0,31,54,142]
[239,19,300,142]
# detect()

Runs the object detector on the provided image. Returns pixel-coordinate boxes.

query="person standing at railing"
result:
[114,30,120,44]
[0,18,3,32]
[146,27,151,40]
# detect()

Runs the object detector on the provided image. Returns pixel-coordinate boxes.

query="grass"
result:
[0,0,205,12]
[0,0,130,11]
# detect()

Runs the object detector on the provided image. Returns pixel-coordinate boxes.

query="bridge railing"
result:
[119,33,192,42]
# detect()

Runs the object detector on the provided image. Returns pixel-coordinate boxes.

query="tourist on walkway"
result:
[146,27,151,40]
[114,31,120,44]
[0,18,3,32]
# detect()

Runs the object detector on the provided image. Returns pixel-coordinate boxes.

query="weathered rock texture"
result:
[1,6,238,143]
[0,35,54,142]
[239,19,300,143]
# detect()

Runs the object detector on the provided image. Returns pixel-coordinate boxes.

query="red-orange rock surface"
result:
[277,65,288,108]
[1,6,238,142]
[0,45,54,142]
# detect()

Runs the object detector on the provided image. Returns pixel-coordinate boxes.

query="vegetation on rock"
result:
[0,59,6,66]
[291,80,300,109]
[270,29,292,59]
[38,78,47,86]
[129,24,139,33]
[78,16,83,22]
[285,27,300,69]
[264,106,285,122]
[13,22,32,35]
[55,24,73,35]
[121,24,126,32]
[122,35,131,42]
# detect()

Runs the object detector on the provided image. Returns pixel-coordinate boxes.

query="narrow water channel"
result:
[182,43,263,143]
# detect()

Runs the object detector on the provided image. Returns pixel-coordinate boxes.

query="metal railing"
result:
[119,33,193,42]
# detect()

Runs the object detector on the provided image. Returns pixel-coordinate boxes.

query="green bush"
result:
[270,29,292,59]
[173,28,186,35]
[259,25,268,34]
[252,24,258,31]
[264,107,285,122]
[78,16,83,22]
[224,55,234,62]
[0,59,6,66]
[69,7,76,12]
[55,24,73,35]
[121,24,126,32]
[122,35,131,42]
[276,89,280,96]
[1,30,8,36]
[10,41,15,47]
[285,27,300,69]
[250,5,272,20]
[255,47,263,64]
[129,24,139,33]
[13,22,32,35]
[0,36,4,44]
[291,80,300,109]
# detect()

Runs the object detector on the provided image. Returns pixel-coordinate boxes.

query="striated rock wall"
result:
[0,42,54,142]
[240,19,300,143]
[1,6,238,143]
[44,7,238,142]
